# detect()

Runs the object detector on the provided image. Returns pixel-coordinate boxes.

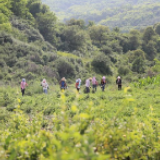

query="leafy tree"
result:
[91,54,112,75]
[66,18,85,29]
[129,30,140,50]
[10,0,28,17]
[154,23,160,35]
[59,25,91,51]
[29,1,42,16]
[89,25,109,47]
[143,27,155,43]
[101,46,113,55]
[118,66,130,76]
[142,40,157,61]
[132,57,145,73]
[55,58,76,78]
[88,21,95,27]
[36,12,57,44]
[128,49,145,63]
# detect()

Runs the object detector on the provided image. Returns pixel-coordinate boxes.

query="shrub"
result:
[91,54,112,75]
[55,58,76,78]
[118,66,130,76]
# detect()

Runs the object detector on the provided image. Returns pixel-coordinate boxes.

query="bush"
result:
[0,59,6,67]
[91,54,112,75]
[55,58,76,78]
[118,66,130,76]
[0,73,3,80]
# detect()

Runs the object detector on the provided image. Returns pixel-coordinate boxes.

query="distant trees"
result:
[89,25,109,47]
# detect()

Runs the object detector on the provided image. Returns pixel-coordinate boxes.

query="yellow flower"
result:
[17,98,21,103]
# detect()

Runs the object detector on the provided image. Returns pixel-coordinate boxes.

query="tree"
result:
[101,46,113,55]
[154,23,160,35]
[29,1,42,17]
[129,30,140,50]
[88,21,95,27]
[11,0,28,17]
[66,18,85,29]
[142,40,157,61]
[55,58,76,78]
[91,54,112,75]
[128,49,145,63]
[36,12,57,44]
[143,27,155,43]
[89,25,109,47]
[59,25,91,51]
[0,0,12,31]
[132,58,145,73]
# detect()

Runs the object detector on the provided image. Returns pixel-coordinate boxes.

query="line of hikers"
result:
[76,76,122,93]
[20,76,122,96]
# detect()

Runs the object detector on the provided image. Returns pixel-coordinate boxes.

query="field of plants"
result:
[0,76,160,160]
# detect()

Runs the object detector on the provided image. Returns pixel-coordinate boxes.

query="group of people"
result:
[75,76,122,93]
[20,76,122,96]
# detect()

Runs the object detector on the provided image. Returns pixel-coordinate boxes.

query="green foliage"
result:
[55,58,76,78]
[42,0,160,32]
[1,80,160,159]
[36,12,57,44]
[91,54,112,75]
[132,57,145,73]
[118,66,130,76]
[58,25,91,51]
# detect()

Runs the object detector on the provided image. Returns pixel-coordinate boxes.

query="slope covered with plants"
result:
[42,0,160,31]
[1,0,160,85]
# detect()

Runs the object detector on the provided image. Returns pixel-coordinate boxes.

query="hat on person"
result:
[22,78,26,82]
[62,77,66,81]
[117,76,121,79]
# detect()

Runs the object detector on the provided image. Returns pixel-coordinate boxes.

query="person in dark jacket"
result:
[101,76,106,91]
[116,76,122,90]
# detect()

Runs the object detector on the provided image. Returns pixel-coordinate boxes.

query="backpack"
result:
[61,81,66,88]
[75,82,79,88]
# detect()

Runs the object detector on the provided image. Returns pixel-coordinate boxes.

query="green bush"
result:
[118,66,130,75]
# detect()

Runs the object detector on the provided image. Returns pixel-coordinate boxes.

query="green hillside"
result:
[2,0,160,86]
[2,0,160,159]
[42,0,160,31]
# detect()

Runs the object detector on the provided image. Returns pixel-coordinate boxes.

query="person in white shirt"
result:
[85,78,92,93]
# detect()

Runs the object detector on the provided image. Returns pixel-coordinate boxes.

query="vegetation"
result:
[42,0,160,31]
[2,0,160,159]
[1,77,160,159]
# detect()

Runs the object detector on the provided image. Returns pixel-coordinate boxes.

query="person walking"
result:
[60,77,67,90]
[85,78,92,93]
[92,77,98,92]
[20,78,28,96]
[101,76,106,91]
[41,79,49,94]
[75,78,81,92]
[116,76,122,90]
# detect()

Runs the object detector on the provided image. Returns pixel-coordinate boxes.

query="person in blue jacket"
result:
[60,77,67,90]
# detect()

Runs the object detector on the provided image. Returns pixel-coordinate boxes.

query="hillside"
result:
[42,0,160,31]
[1,0,160,86]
